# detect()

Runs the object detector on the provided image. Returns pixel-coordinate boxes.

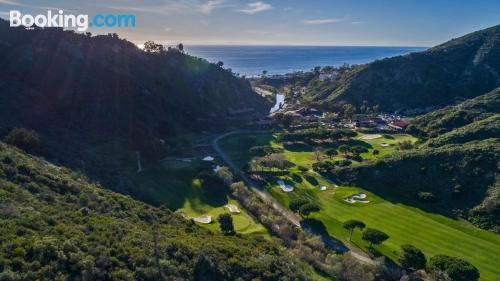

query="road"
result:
[212,130,376,265]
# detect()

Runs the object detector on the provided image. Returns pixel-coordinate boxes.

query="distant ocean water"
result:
[185,45,426,77]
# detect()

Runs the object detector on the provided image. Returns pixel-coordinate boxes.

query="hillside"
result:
[305,25,500,112]
[0,20,269,137]
[0,19,271,185]
[0,141,311,280]
[328,139,499,231]
[408,88,500,137]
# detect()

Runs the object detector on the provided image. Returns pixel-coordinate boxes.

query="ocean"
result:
[185,45,427,77]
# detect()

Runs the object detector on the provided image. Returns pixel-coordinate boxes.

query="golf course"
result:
[220,131,500,281]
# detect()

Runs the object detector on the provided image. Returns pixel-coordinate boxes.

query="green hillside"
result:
[0,141,310,280]
[304,25,500,112]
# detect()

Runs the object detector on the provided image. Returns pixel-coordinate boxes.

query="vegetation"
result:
[217,213,235,235]
[343,220,366,242]
[398,244,426,271]
[3,128,41,154]
[428,255,480,281]
[0,142,310,280]
[361,228,389,249]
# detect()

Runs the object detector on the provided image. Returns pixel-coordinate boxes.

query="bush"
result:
[428,255,479,281]
[417,192,436,202]
[399,244,426,270]
[4,128,40,153]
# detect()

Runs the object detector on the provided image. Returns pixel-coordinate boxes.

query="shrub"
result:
[428,255,479,281]
[399,244,426,270]
[4,128,41,153]
[417,192,436,202]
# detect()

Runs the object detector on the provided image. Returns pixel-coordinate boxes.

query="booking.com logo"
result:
[9,10,136,31]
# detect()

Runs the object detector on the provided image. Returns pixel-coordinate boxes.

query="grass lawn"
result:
[221,131,500,281]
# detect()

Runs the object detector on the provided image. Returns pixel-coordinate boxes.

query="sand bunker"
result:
[193,215,212,224]
[213,165,221,173]
[361,134,382,140]
[277,180,294,192]
[225,204,240,213]
[380,143,390,147]
[344,193,370,203]
[319,185,327,191]
[203,156,215,161]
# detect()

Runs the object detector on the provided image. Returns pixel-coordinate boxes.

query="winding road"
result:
[212,130,376,265]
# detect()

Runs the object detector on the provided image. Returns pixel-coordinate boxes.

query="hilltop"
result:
[303,25,500,112]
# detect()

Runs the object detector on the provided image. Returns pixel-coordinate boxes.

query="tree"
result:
[372,149,380,155]
[217,213,235,235]
[177,43,184,52]
[313,147,324,161]
[4,128,41,153]
[338,145,350,157]
[343,220,365,241]
[397,140,413,150]
[289,198,309,212]
[216,61,224,68]
[399,244,426,270]
[428,255,479,281]
[361,228,389,248]
[216,167,233,186]
[343,104,356,120]
[325,148,338,159]
[299,203,320,217]
[262,70,268,77]
[280,113,294,129]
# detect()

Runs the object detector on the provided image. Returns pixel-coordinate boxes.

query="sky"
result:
[1,0,499,46]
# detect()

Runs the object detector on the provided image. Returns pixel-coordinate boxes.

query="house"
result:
[389,120,410,130]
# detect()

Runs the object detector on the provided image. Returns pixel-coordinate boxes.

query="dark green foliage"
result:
[409,88,500,139]
[3,128,40,154]
[308,25,500,111]
[298,203,320,217]
[361,228,389,248]
[277,128,357,144]
[249,146,284,157]
[199,172,228,196]
[255,154,295,170]
[399,244,426,270]
[0,142,310,280]
[215,167,233,186]
[417,192,437,202]
[343,220,366,241]
[325,148,338,159]
[217,213,235,235]
[289,198,309,212]
[397,140,413,150]
[428,255,480,281]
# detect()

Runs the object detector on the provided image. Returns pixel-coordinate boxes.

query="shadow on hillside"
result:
[300,218,349,253]
[283,142,312,152]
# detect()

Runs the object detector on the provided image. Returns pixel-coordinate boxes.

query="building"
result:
[389,120,410,130]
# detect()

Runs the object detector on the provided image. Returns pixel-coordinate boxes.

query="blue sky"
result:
[1,0,499,46]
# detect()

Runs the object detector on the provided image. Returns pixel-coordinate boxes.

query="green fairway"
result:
[221,131,500,281]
